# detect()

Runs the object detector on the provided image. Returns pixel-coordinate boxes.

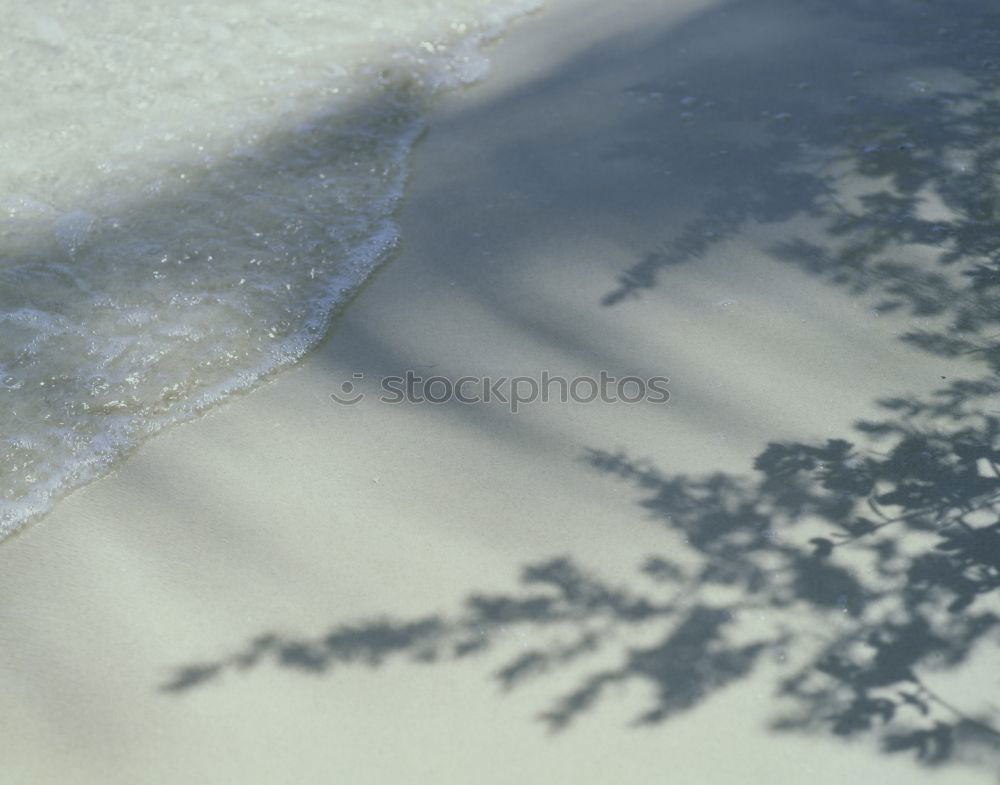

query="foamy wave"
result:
[0,0,542,538]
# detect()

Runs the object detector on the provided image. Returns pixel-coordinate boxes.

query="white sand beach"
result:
[3,0,1000,782]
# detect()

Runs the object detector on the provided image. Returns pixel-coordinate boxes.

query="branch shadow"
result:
[152,0,1000,774]
[160,383,1000,769]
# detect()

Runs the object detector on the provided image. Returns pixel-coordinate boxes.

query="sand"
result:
[1,0,996,782]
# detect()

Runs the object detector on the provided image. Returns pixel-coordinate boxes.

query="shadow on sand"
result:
[160,0,1000,773]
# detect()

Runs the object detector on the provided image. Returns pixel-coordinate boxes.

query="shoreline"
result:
[2,1,997,782]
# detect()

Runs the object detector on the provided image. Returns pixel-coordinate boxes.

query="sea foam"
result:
[0,0,541,537]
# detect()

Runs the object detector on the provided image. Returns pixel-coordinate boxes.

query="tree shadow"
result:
[600,0,1000,331]
[160,380,1000,769]
[156,0,1000,774]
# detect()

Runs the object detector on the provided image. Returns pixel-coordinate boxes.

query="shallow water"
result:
[0,0,539,536]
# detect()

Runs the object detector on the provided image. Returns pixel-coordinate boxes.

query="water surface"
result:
[0,0,540,536]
